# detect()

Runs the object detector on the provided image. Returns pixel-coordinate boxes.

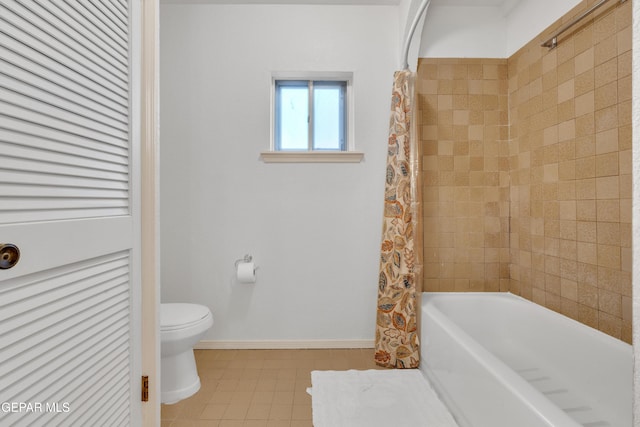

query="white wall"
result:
[419,5,507,58]
[160,4,399,344]
[418,0,581,58]
[505,0,581,56]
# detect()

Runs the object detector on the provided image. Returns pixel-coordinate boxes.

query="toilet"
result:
[160,303,213,404]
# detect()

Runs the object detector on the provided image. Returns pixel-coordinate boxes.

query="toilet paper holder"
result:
[234,254,253,267]
[235,254,258,283]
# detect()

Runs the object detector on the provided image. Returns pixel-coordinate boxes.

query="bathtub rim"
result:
[422,291,632,351]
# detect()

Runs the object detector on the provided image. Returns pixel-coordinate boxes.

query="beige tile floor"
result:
[161,348,382,427]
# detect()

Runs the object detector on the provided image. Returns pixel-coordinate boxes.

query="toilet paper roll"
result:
[236,262,256,283]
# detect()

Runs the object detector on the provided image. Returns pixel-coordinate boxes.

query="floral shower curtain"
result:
[374,70,423,369]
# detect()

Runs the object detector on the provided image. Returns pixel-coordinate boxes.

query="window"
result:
[275,80,346,151]
[262,72,362,163]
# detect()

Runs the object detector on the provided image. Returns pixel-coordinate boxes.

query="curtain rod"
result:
[541,0,627,49]
[402,0,431,70]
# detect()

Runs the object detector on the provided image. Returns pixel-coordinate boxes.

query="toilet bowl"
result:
[160,303,213,404]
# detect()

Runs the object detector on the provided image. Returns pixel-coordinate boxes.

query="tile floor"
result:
[161,348,382,427]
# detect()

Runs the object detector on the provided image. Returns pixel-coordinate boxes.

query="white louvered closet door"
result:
[0,0,141,426]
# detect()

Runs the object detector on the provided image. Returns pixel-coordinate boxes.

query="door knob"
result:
[0,244,20,270]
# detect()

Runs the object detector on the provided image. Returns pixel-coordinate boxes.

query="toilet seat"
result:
[161,303,212,331]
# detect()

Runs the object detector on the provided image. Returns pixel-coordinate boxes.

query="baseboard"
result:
[195,339,375,350]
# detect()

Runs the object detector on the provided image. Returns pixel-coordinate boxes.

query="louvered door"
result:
[0,1,141,426]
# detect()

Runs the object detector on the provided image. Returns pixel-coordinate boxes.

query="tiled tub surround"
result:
[417,0,632,343]
[418,58,511,295]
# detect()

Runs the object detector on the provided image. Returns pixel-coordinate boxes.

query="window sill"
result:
[260,151,364,163]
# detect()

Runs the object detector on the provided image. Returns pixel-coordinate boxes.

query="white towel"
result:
[310,369,458,427]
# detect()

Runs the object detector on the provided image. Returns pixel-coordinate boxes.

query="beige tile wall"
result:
[417,0,632,343]
[417,58,511,294]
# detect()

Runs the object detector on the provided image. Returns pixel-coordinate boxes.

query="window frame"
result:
[274,79,347,152]
[262,71,362,163]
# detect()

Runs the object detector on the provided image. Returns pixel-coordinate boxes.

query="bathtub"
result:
[420,292,633,427]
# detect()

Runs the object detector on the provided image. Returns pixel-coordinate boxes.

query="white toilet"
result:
[160,303,213,404]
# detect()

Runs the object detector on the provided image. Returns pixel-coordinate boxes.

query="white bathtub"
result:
[420,292,633,427]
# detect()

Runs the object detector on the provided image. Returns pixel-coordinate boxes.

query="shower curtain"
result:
[374,70,423,369]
